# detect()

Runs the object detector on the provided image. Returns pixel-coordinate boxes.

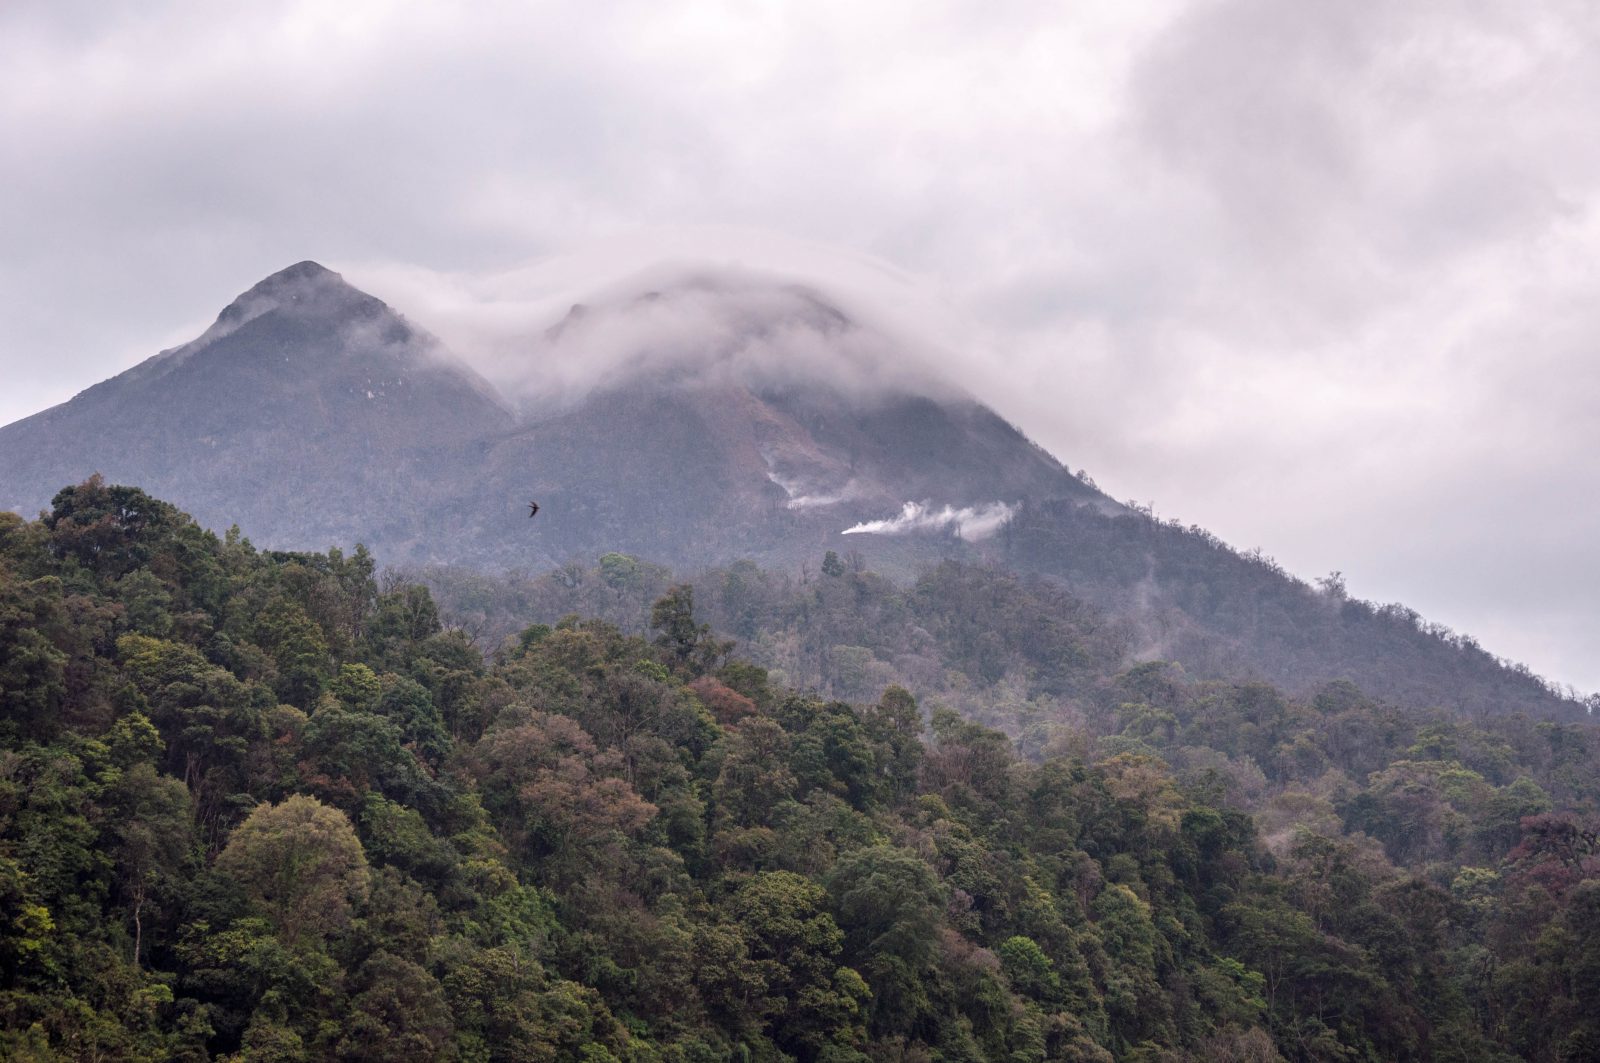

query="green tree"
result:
[44,476,186,582]
[214,795,370,948]
[335,951,456,1061]
[727,872,852,1047]
[650,585,730,675]
[826,846,943,1035]
[866,686,923,804]
[105,761,193,967]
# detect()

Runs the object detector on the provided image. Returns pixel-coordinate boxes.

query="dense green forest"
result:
[3,478,1599,1061]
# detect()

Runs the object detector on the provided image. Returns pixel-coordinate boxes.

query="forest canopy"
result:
[1,479,1597,1061]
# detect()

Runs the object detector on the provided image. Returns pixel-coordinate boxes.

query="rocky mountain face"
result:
[0,262,1585,719]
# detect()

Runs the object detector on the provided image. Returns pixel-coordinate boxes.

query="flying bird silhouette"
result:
[527,501,540,519]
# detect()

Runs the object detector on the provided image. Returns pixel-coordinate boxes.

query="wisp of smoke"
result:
[842,501,1016,542]
[765,470,857,510]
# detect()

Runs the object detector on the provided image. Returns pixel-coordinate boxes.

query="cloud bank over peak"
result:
[345,230,986,410]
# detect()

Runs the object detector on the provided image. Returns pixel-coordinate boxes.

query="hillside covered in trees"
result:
[3,479,1600,1061]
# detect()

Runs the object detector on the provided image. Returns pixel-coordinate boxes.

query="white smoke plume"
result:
[765,471,857,511]
[843,501,1017,542]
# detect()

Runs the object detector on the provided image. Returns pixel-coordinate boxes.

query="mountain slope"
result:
[999,498,1587,720]
[452,274,1111,572]
[0,262,514,554]
[469,379,1107,573]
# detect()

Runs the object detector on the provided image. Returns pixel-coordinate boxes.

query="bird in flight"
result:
[527,501,540,519]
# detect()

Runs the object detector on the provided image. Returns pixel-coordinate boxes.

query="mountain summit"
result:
[0,262,512,551]
[120,261,403,385]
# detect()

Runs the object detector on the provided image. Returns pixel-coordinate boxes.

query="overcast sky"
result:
[3,0,1597,694]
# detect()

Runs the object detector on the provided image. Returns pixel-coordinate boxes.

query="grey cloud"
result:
[347,238,983,413]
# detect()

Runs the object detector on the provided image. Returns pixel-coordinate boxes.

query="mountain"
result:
[0,262,514,558]
[469,277,1114,572]
[0,261,1586,720]
[1000,499,1584,720]
[0,265,1107,572]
